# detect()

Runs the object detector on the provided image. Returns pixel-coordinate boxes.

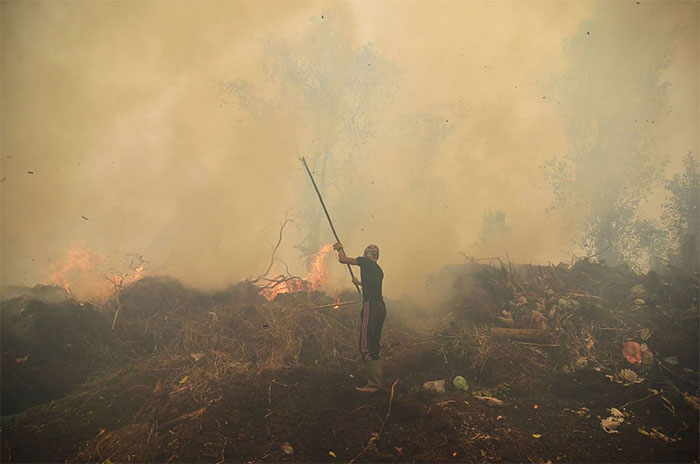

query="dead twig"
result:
[161,406,207,428]
[252,215,293,283]
[379,380,399,437]
[566,292,602,300]
[349,379,399,464]
[267,379,288,406]
[216,439,227,464]
[618,389,660,410]
[344,405,375,415]
[301,300,359,311]
[513,341,559,347]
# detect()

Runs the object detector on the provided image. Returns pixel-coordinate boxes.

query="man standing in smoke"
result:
[333,242,385,392]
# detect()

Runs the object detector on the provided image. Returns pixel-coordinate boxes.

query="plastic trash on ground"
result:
[453,376,469,391]
[622,341,642,364]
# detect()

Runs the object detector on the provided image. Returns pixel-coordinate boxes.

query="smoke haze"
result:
[2,1,697,300]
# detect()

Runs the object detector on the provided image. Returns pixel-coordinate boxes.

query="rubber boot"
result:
[355,360,383,392]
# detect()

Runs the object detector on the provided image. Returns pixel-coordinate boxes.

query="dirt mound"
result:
[1,284,68,303]
[1,298,113,414]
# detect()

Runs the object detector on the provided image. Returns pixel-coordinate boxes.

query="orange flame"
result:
[47,243,146,301]
[64,283,73,299]
[260,244,334,301]
[49,244,103,285]
[307,244,334,288]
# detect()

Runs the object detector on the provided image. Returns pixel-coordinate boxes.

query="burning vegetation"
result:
[1,243,698,462]
[258,243,334,301]
[45,243,147,302]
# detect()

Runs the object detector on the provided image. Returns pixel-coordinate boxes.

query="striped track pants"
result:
[359,299,386,361]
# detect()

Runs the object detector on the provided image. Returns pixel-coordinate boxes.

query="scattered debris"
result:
[474,395,505,407]
[557,297,579,312]
[618,369,644,385]
[490,327,553,343]
[683,393,699,411]
[601,408,625,433]
[638,427,676,442]
[423,380,446,392]
[564,407,590,416]
[281,442,294,455]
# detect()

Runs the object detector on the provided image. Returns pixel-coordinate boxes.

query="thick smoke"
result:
[1,1,697,301]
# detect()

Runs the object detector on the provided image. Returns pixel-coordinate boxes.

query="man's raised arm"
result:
[333,242,358,265]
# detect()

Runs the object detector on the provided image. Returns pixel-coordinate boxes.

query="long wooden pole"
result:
[300,156,362,296]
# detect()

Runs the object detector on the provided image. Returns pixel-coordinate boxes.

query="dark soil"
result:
[0,298,120,415]
[3,347,697,463]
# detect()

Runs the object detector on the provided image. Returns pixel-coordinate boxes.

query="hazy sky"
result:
[1,1,697,300]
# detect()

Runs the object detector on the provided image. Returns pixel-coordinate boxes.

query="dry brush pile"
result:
[1,277,389,462]
[435,258,699,398]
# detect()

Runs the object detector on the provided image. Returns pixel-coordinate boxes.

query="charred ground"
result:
[1,260,698,463]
